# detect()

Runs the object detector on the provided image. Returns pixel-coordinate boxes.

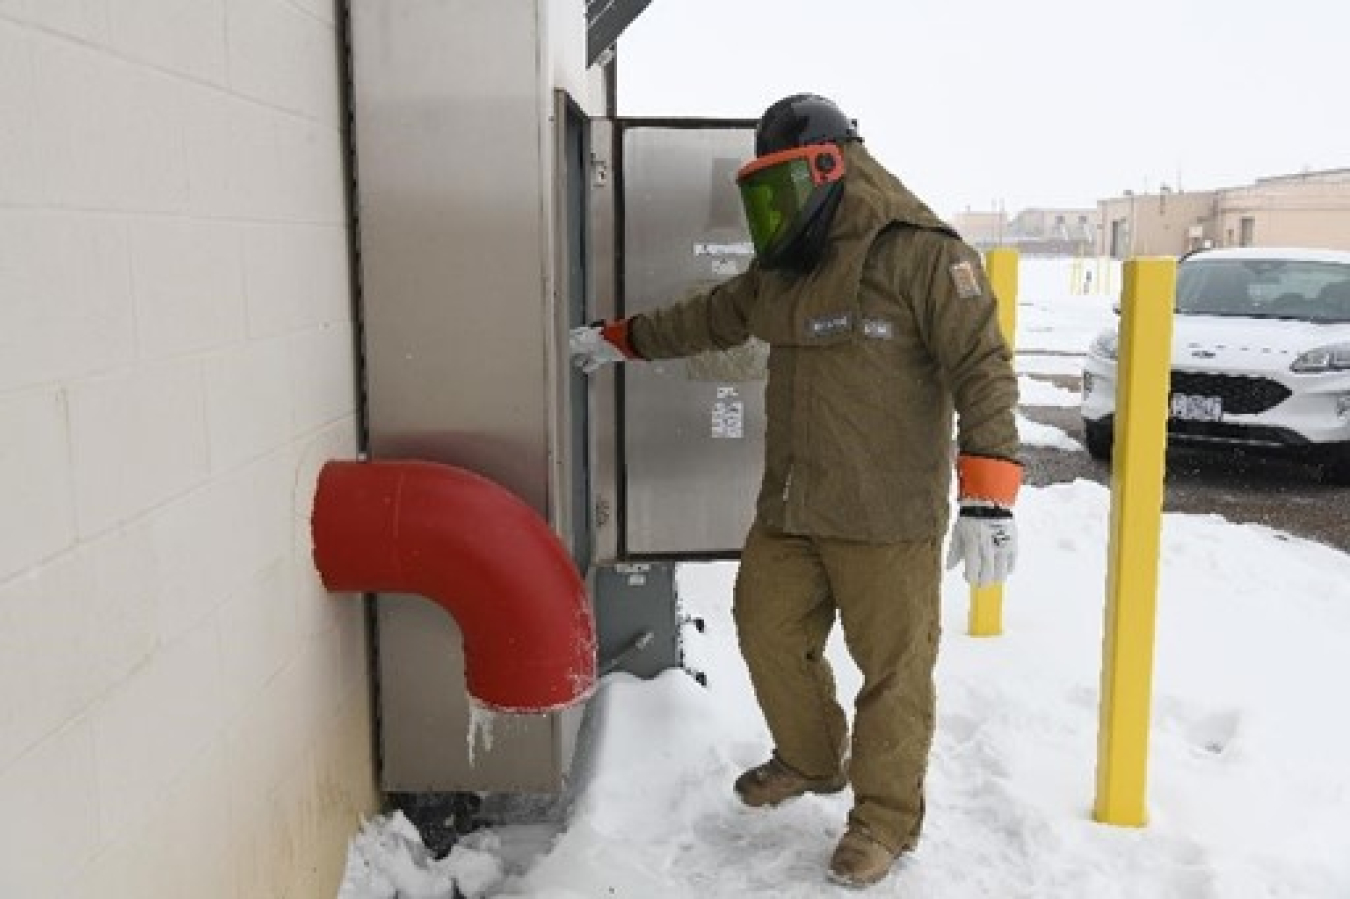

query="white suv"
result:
[1081,247,1350,484]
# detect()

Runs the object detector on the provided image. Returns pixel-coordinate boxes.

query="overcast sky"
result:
[616,0,1347,217]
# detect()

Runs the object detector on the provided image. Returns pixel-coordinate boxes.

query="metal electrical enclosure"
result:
[346,3,758,797]
[347,0,595,793]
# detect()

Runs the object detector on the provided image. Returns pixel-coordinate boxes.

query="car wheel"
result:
[1084,419,1113,461]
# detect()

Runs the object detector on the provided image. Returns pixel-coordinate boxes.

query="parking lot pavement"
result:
[1019,372,1350,555]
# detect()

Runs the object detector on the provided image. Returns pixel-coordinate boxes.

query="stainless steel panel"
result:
[552,91,593,570]
[348,1,590,793]
[621,125,762,555]
[586,118,621,564]
[377,595,581,793]
[350,0,553,514]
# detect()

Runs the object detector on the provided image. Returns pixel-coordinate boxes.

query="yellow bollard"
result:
[1093,257,1176,826]
[987,247,1018,346]
[968,247,1018,637]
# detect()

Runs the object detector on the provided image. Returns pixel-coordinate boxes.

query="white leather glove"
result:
[569,324,628,374]
[946,500,1018,587]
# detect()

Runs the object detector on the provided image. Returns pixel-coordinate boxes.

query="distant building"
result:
[950,209,1009,247]
[1098,168,1350,258]
[1008,208,1098,256]
[952,206,1100,255]
[955,167,1350,259]
[1098,187,1215,258]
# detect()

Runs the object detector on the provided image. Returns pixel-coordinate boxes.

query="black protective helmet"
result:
[754,93,861,157]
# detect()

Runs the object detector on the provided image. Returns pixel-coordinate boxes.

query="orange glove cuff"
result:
[956,454,1022,507]
[600,319,642,360]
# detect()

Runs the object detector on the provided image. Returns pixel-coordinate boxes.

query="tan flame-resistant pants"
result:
[732,521,941,853]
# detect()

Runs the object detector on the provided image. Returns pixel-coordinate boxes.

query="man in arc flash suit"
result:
[571,94,1020,888]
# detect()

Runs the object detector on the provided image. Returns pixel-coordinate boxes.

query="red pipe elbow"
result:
[311,459,596,712]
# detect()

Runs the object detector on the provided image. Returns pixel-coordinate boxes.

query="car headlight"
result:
[1089,330,1119,361]
[1290,343,1350,373]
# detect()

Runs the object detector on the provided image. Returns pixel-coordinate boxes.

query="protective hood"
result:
[748,141,957,346]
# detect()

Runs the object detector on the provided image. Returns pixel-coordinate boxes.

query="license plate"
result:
[1169,393,1223,422]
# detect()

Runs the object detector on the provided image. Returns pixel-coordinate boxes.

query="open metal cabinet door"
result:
[580,118,758,682]
[616,120,763,559]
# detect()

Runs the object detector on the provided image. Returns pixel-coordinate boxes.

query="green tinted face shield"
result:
[736,144,846,262]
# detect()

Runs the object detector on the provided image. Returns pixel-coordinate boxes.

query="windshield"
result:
[1176,258,1350,323]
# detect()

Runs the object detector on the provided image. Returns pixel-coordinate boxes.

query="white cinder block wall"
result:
[0,1,378,896]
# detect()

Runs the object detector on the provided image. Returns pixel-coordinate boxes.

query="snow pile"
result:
[336,811,504,899]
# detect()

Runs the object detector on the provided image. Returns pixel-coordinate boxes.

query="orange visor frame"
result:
[735,143,846,186]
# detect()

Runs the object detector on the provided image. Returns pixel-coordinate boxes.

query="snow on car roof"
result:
[1184,246,1350,265]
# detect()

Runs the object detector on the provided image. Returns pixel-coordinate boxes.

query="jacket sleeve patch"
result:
[949,261,982,299]
[861,317,894,339]
[805,311,853,338]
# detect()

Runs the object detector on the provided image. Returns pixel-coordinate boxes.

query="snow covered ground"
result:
[338,258,1350,898]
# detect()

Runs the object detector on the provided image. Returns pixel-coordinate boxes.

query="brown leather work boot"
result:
[733,755,847,808]
[827,826,903,888]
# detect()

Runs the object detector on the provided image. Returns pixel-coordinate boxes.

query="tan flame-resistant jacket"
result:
[627,142,1020,542]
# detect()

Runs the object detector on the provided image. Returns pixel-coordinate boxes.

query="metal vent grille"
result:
[1170,372,1292,414]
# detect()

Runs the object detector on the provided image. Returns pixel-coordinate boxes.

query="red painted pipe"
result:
[311,459,596,713]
